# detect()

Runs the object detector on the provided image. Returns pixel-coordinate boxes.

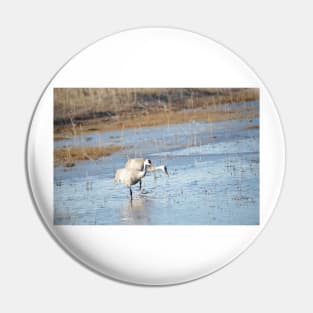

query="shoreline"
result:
[54,105,259,141]
[54,106,259,167]
[54,145,123,167]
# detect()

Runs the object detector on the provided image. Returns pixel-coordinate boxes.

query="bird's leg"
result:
[129,187,133,200]
[139,179,142,190]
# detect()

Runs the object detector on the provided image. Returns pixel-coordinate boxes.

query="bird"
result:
[115,159,152,199]
[125,158,169,189]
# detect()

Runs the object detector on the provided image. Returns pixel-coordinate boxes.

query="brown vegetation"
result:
[54,145,123,167]
[55,106,259,141]
[54,88,259,140]
[245,124,259,130]
[54,88,259,165]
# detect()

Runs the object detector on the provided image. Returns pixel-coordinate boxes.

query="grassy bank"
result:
[54,88,259,140]
[54,145,123,167]
[55,105,259,141]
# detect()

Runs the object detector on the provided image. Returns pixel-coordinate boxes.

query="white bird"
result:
[125,158,169,189]
[115,159,152,199]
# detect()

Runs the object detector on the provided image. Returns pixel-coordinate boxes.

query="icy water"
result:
[54,104,259,225]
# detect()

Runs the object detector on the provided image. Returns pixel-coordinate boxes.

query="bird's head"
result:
[162,165,169,176]
[144,159,152,168]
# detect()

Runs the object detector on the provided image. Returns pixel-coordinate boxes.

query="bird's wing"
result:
[125,158,144,170]
[114,168,123,182]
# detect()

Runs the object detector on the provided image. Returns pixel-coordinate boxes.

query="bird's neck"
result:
[150,165,163,172]
[139,164,149,178]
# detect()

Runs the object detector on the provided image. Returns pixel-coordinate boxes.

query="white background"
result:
[0,0,311,312]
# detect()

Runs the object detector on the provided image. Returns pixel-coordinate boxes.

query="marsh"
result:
[54,94,259,225]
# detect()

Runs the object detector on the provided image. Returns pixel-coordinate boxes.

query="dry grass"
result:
[54,88,259,139]
[54,145,123,166]
[53,88,259,166]
[55,106,259,140]
[54,88,258,121]
[245,124,259,130]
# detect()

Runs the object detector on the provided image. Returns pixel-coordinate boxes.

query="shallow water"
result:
[54,104,259,225]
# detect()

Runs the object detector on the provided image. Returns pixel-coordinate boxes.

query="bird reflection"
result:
[120,195,152,224]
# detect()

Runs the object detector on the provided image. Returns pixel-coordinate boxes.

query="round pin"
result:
[26,27,285,285]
